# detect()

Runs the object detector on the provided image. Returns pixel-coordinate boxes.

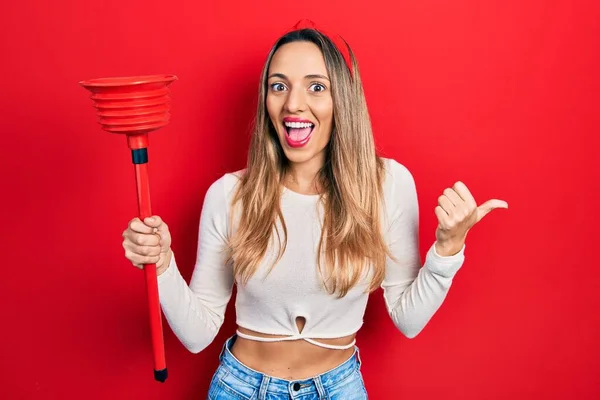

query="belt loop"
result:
[314,375,328,400]
[218,337,229,361]
[258,375,270,400]
[355,346,362,369]
[220,335,237,361]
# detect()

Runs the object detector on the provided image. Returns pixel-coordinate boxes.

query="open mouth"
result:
[284,121,315,148]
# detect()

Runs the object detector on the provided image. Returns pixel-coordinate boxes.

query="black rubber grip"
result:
[131,148,148,164]
[154,368,168,382]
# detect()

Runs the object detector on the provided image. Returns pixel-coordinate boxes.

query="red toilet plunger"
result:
[79,74,178,382]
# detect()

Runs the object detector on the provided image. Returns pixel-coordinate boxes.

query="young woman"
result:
[122,19,507,400]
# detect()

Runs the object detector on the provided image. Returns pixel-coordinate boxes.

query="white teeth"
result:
[284,121,314,129]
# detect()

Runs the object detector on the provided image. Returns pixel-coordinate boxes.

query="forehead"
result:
[268,41,328,77]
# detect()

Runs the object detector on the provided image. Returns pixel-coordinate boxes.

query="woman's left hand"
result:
[434,181,508,256]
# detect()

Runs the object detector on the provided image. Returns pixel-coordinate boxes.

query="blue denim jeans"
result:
[207,335,368,399]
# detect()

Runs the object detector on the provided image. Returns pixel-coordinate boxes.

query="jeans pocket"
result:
[208,370,257,400]
[327,370,368,400]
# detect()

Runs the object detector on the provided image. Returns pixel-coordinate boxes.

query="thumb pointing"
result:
[476,199,509,223]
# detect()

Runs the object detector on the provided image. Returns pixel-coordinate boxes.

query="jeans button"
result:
[293,382,301,391]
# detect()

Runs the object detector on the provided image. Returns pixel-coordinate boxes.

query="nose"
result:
[283,86,307,114]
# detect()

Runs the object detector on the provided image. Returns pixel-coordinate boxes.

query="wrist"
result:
[157,248,173,276]
[435,240,464,257]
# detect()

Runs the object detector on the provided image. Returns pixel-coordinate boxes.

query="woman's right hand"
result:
[122,215,172,275]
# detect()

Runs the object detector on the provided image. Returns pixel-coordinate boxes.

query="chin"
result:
[282,149,312,164]
[281,144,327,165]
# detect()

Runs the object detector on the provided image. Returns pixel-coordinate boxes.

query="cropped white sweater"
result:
[157,158,465,352]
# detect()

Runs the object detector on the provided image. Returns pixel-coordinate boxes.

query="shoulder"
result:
[379,157,417,193]
[203,168,246,208]
[378,156,419,220]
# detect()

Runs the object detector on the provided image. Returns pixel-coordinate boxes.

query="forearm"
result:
[157,252,224,353]
[384,242,465,338]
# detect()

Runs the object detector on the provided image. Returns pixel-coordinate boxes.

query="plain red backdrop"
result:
[1,0,598,398]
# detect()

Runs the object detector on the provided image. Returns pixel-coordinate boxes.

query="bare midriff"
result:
[231,321,357,380]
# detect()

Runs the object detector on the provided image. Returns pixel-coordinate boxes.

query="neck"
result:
[285,155,325,195]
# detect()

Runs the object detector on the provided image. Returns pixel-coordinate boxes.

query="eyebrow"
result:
[268,73,330,81]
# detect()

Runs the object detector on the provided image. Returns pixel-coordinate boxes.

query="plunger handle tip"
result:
[154,368,168,382]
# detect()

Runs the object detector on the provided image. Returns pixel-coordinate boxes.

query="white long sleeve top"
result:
[157,158,466,353]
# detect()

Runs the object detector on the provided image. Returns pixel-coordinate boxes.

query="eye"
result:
[270,82,287,92]
[309,83,327,92]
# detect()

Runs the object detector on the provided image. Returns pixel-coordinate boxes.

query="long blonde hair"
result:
[227,28,393,298]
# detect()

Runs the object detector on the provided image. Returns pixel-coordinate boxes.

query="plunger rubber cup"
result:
[80,74,177,382]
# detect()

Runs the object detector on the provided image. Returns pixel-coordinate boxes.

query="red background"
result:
[1,0,598,398]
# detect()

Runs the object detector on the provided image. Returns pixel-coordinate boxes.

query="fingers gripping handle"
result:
[133,148,168,382]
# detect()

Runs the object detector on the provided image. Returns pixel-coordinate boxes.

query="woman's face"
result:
[266,41,334,166]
